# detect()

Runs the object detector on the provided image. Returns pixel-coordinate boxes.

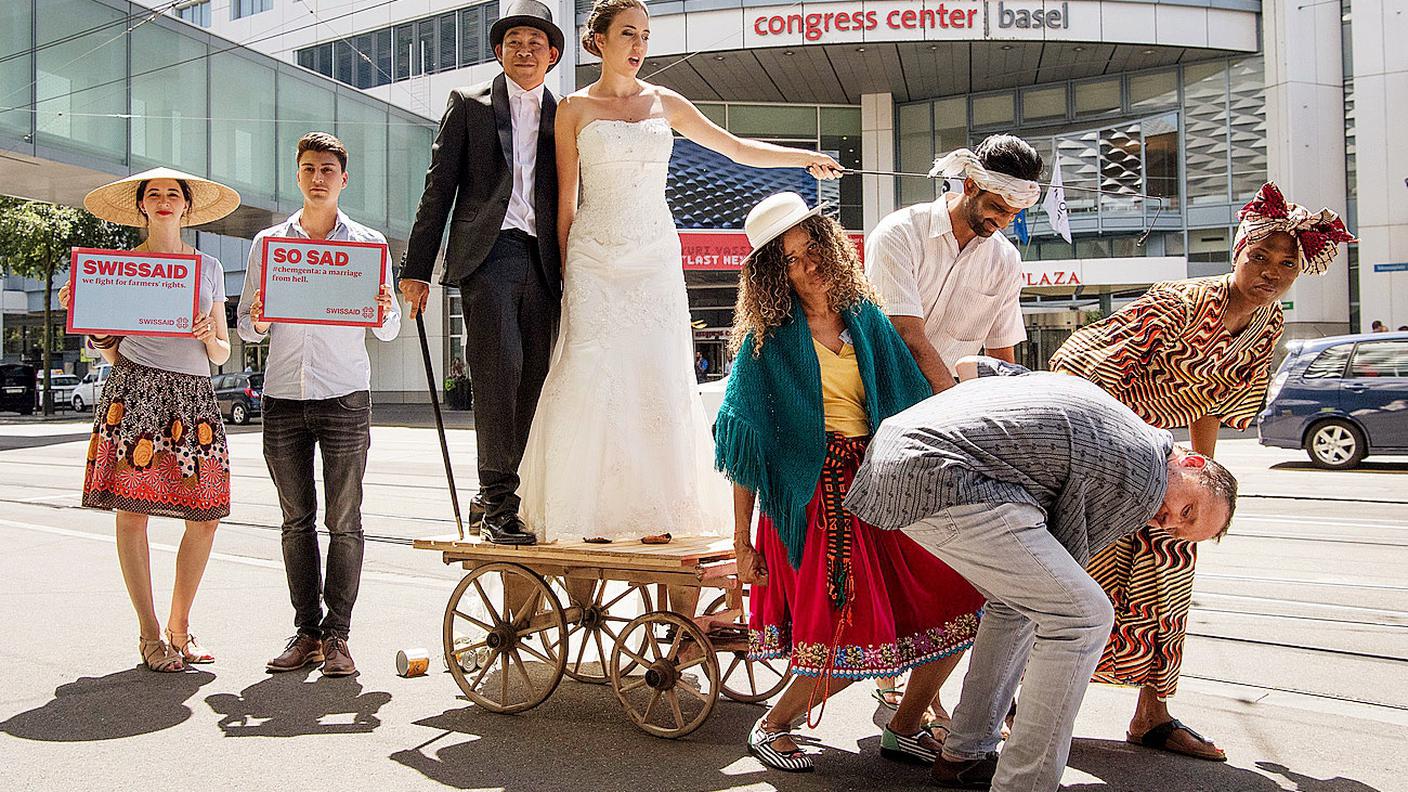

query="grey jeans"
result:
[902,502,1115,792]
[263,391,371,640]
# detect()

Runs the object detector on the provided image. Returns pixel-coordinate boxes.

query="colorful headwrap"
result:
[928,148,1041,209]
[1233,182,1356,276]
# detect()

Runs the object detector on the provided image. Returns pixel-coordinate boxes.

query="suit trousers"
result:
[459,228,557,521]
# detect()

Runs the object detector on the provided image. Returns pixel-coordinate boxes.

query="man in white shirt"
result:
[866,135,1043,393]
[239,132,400,678]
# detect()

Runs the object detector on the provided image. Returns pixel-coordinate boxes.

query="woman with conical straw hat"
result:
[59,167,240,672]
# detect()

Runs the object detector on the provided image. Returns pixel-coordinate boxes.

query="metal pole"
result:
[416,313,466,540]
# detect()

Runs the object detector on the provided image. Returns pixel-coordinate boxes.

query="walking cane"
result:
[416,313,469,540]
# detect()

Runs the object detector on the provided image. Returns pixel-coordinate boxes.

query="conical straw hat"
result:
[83,167,240,227]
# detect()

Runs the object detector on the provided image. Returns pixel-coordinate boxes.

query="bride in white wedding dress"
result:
[517,0,842,543]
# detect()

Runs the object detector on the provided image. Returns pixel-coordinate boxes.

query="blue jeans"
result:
[902,502,1115,792]
[262,392,371,640]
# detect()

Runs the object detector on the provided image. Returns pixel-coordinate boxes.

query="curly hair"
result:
[581,0,647,57]
[730,214,879,355]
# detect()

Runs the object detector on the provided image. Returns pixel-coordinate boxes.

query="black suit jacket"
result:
[402,74,560,297]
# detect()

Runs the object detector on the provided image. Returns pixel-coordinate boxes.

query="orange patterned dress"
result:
[1049,274,1281,698]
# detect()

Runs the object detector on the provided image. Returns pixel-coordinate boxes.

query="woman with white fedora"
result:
[714,193,984,773]
[59,167,240,673]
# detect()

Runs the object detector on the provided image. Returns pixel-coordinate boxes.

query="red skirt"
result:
[748,434,984,679]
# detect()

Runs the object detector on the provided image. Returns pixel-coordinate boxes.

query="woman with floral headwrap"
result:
[1047,182,1355,760]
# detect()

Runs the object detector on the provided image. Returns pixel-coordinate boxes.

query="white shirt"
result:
[503,78,544,236]
[865,194,1027,376]
[237,210,402,401]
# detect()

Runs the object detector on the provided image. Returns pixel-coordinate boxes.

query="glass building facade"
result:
[1,0,436,375]
[897,55,1267,278]
[0,0,435,241]
[296,2,501,91]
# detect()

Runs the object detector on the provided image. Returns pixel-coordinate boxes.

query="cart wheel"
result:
[442,562,567,714]
[704,593,792,703]
[609,611,720,739]
[557,579,652,684]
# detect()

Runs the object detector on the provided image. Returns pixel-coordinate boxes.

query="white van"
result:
[72,363,112,412]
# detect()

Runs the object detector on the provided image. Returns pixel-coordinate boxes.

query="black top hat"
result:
[491,0,566,60]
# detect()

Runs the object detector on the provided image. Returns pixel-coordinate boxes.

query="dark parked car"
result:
[1257,331,1408,469]
[212,371,263,425]
[1,363,37,415]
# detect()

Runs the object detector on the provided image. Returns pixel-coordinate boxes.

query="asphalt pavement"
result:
[0,416,1403,792]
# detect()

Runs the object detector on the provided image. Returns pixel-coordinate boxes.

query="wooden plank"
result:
[414,534,735,572]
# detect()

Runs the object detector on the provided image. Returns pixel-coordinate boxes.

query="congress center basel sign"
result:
[750,0,1076,43]
[259,237,388,327]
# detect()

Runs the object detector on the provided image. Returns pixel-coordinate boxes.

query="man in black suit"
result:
[399,0,563,546]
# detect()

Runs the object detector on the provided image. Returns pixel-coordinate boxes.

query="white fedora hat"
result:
[83,167,241,228]
[742,192,826,262]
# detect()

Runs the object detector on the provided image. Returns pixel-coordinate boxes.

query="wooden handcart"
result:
[413,535,791,738]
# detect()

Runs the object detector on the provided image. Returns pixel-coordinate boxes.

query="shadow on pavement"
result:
[390,687,953,792]
[205,668,392,737]
[0,667,215,741]
[1065,738,1383,791]
[0,432,92,452]
[1270,460,1408,475]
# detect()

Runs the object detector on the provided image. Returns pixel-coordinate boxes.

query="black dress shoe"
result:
[467,496,487,536]
[482,514,537,546]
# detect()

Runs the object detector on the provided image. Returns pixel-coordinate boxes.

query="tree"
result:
[0,196,137,415]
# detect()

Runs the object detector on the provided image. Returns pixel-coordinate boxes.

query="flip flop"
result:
[583,537,613,544]
[641,533,672,545]
[1128,718,1227,762]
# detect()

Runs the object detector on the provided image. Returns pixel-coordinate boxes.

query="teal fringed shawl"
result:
[713,298,932,569]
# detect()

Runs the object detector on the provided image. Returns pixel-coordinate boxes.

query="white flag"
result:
[1044,162,1072,244]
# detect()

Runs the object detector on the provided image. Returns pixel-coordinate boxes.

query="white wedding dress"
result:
[517,117,731,543]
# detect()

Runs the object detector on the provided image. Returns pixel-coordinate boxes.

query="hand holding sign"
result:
[260,237,387,327]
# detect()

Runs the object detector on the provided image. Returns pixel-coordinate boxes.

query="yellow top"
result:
[813,336,869,437]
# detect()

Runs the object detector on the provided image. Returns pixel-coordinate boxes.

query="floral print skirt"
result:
[747,435,984,680]
[82,357,230,522]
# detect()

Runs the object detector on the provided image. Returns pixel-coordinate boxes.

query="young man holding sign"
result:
[238,132,400,677]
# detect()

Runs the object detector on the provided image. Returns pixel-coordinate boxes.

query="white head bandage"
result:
[928,148,1041,210]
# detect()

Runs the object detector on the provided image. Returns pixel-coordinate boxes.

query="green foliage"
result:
[0,196,136,280]
[0,196,138,414]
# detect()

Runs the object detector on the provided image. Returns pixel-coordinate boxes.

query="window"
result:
[298,4,498,88]
[1021,85,1066,123]
[175,1,211,27]
[971,93,1014,127]
[394,24,414,80]
[1303,345,1352,379]
[1074,77,1120,116]
[231,0,272,21]
[1349,341,1408,378]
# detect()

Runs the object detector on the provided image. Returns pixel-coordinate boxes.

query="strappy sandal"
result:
[748,715,814,772]
[871,686,903,729]
[641,533,672,545]
[166,628,215,664]
[880,723,944,764]
[1128,718,1227,762]
[139,637,186,673]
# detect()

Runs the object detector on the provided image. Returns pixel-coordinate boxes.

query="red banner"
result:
[679,231,865,271]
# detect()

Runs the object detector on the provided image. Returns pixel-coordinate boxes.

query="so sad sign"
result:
[259,237,388,327]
